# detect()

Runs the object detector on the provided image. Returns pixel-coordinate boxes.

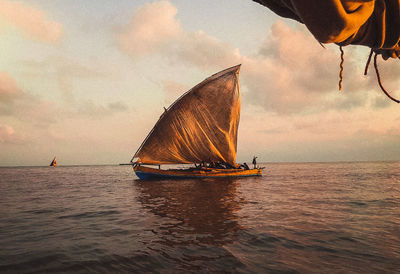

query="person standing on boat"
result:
[252,156,257,169]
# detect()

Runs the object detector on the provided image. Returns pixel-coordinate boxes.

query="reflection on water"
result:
[133,177,249,271]
[0,163,399,273]
[135,178,242,245]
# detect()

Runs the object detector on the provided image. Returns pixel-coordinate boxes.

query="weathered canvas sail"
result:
[132,65,241,165]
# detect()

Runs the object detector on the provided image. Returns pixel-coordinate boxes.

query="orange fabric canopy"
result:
[254,0,400,59]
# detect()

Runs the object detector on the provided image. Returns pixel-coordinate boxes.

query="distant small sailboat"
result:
[131,65,263,179]
[50,157,57,167]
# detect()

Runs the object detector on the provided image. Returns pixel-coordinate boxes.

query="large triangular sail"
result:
[132,65,241,165]
[50,157,57,167]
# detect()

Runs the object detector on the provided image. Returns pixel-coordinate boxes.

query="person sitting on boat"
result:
[241,162,250,170]
[215,162,225,169]
[252,156,257,169]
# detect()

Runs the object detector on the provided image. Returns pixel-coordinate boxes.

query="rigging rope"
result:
[373,52,400,103]
[340,47,399,103]
[338,46,344,91]
[364,49,373,76]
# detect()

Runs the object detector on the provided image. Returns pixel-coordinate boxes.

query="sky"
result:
[1,0,400,166]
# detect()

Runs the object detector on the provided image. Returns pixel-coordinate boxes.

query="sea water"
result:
[0,162,399,273]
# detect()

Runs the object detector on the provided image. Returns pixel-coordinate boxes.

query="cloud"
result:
[0,71,27,116]
[19,57,114,105]
[118,1,385,114]
[108,101,129,112]
[237,105,400,162]
[0,70,59,124]
[241,21,373,114]
[0,124,20,143]
[171,31,241,69]
[74,100,129,118]
[0,71,24,103]
[366,56,400,102]
[0,0,62,43]
[54,59,110,104]
[119,1,240,68]
[0,68,125,131]
[161,80,189,104]
[119,0,181,56]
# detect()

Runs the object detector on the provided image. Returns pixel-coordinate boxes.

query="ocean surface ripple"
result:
[0,162,399,273]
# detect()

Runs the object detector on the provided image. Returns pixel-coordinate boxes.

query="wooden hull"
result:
[134,165,262,180]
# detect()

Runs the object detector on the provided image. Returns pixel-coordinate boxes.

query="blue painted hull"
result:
[134,165,262,180]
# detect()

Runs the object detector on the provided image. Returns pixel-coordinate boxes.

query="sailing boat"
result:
[50,157,57,167]
[131,65,262,179]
